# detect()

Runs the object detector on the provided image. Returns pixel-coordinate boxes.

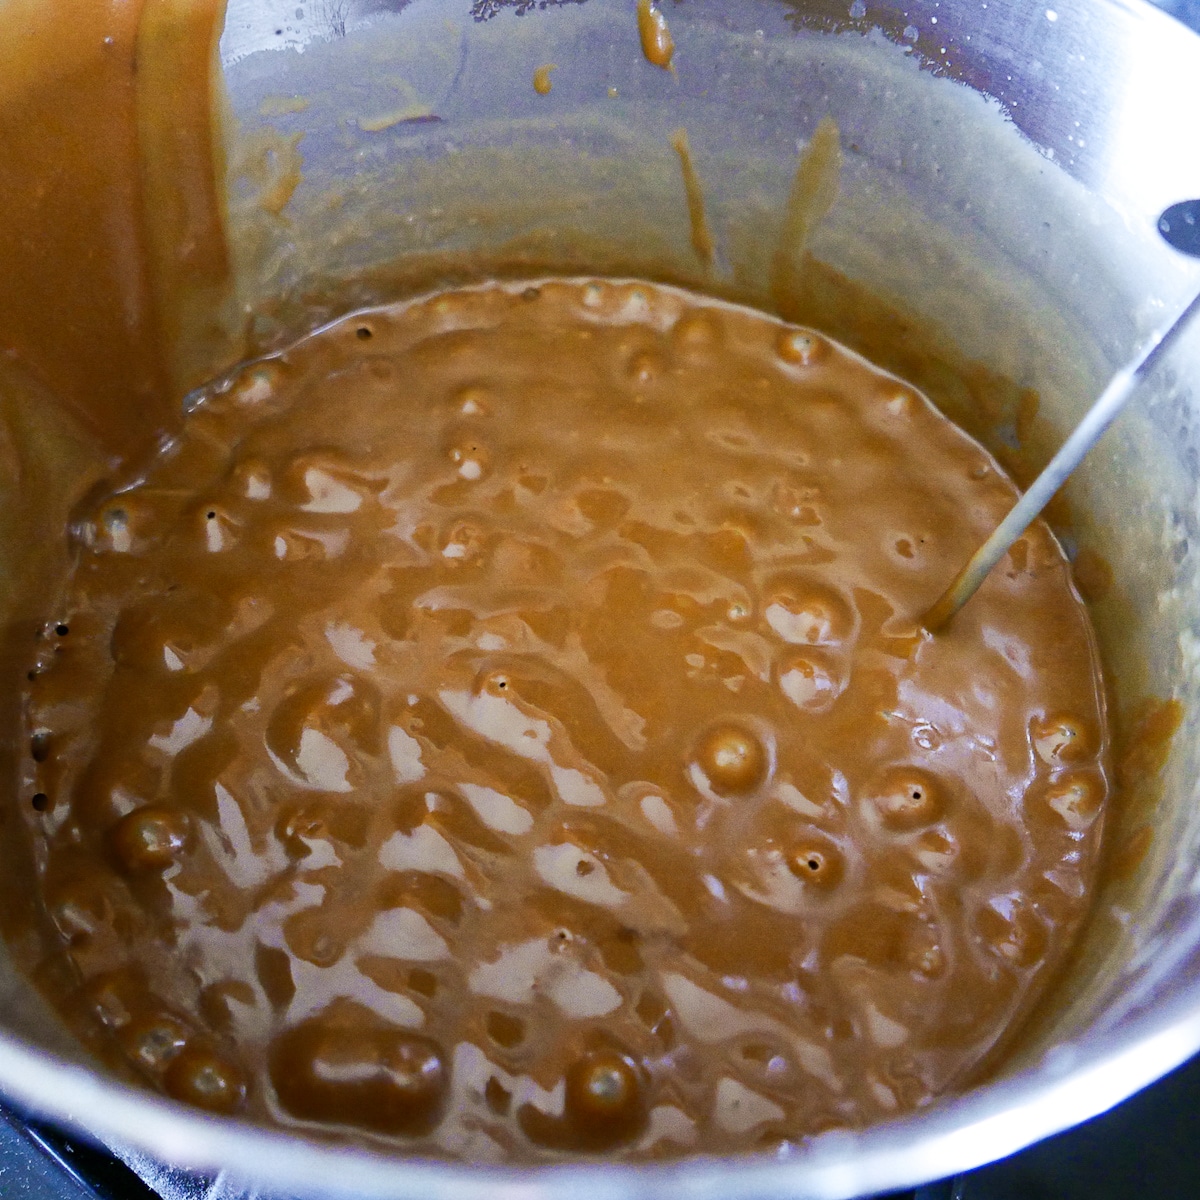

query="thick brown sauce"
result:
[21,278,1109,1158]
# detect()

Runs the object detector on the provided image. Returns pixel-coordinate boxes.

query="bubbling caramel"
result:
[18,279,1109,1159]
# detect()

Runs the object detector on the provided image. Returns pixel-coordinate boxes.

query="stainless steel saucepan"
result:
[1,0,1199,1195]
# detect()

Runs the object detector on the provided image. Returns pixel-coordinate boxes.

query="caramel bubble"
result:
[906,925,947,978]
[266,675,381,786]
[270,1020,447,1136]
[671,310,722,353]
[110,806,190,872]
[454,384,492,416]
[1042,772,1105,830]
[777,650,842,713]
[120,1013,188,1073]
[230,458,272,501]
[88,497,159,556]
[763,578,854,647]
[786,834,845,889]
[279,452,373,515]
[110,593,229,674]
[867,767,945,831]
[1032,714,1091,766]
[47,875,115,945]
[276,798,371,859]
[694,723,769,795]
[440,520,487,564]
[564,1050,646,1147]
[82,970,143,1031]
[164,1047,246,1114]
[626,350,664,387]
[486,1011,525,1049]
[776,328,824,366]
[282,907,345,967]
[227,361,285,409]
[912,827,959,874]
[976,898,1048,970]
[447,439,490,482]
[197,505,238,553]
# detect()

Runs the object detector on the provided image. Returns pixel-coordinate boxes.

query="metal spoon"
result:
[923,201,1200,631]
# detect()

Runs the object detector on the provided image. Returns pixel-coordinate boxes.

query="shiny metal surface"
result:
[2,0,1200,1196]
[926,285,1200,631]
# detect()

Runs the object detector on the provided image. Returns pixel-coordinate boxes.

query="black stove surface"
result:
[3,1047,1200,1200]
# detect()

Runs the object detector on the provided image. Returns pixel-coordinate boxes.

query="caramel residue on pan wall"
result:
[135,0,235,400]
[358,107,436,132]
[770,116,842,323]
[1101,697,1183,883]
[533,64,557,95]
[761,250,1064,533]
[1072,548,1114,603]
[259,94,310,117]
[1109,823,1154,881]
[0,0,232,455]
[1015,388,1040,446]
[637,0,675,70]
[670,129,715,267]
[0,0,160,453]
[251,130,306,216]
[1116,697,1183,791]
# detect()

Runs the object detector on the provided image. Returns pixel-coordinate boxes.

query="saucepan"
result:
[0,0,1199,1195]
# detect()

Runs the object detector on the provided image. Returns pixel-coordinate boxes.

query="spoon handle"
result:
[924,287,1200,631]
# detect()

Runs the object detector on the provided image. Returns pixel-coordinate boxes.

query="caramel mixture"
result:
[21,279,1108,1159]
[637,0,675,70]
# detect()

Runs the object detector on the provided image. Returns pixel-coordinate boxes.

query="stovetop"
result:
[4,1045,1200,1200]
